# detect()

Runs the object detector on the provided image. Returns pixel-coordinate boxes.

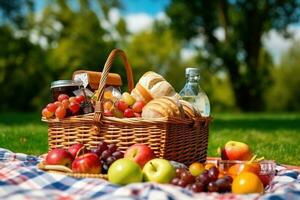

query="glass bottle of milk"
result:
[179,68,210,117]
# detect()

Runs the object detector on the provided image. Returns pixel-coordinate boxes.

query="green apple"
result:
[107,158,143,185]
[142,158,175,184]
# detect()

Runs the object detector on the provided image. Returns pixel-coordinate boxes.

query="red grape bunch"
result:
[171,166,233,193]
[90,141,124,173]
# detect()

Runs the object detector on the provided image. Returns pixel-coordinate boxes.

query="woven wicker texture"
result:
[43,49,211,166]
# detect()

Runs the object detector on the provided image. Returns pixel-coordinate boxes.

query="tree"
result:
[265,40,300,111]
[125,21,187,91]
[0,0,49,111]
[166,0,300,111]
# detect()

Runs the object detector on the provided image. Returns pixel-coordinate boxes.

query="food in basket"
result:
[143,158,176,184]
[42,93,90,119]
[103,91,145,118]
[72,153,102,174]
[124,144,155,168]
[108,158,143,185]
[141,96,184,118]
[121,92,136,106]
[72,70,123,92]
[131,71,181,103]
[45,149,74,168]
[180,99,198,118]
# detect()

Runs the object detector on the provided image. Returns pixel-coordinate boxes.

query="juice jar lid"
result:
[50,80,83,89]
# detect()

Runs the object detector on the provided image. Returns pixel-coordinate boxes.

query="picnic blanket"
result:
[0,148,299,200]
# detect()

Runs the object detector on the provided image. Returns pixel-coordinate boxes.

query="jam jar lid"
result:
[50,80,83,89]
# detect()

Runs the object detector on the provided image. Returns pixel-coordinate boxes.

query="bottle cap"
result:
[185,68,200,76]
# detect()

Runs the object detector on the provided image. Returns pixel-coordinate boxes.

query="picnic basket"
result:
[42,49,211,166]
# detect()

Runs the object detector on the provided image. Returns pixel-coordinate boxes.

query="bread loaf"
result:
[131,71,180,103]
[142,97,184,118]
[179,100,197,119]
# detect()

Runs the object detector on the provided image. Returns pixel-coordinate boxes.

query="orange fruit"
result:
[232,172,264,194]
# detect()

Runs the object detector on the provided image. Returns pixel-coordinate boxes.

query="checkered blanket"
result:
[0,148,299,200]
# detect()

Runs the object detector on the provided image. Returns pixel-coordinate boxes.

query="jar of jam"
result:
[51,80,83,101]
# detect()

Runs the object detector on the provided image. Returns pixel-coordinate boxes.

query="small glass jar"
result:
[51,80,83,101]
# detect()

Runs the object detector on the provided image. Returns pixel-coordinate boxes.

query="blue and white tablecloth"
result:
[0,148,299,200]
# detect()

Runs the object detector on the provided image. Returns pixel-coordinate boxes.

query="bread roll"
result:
[142,97,184,118]
[131,71,180,103]
[179,100,197,119]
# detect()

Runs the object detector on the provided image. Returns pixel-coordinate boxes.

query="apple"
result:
[124,108,135,118]
[223,141,253,161]
[132,101,145,113]
[68,143,85,159]
[218,146,229,160]
[72,153,101,174]
[114,100,128,112]
[108,158,143,185]
[121,92,136,106]
[142,158,176,184]
[124,144,155,168]
[45,148,73,168]
[189,162,205,176]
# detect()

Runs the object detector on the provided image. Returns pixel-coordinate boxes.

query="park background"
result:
[0,0,300,166]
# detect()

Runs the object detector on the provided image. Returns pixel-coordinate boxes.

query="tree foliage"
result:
[265,41,300,111]
[166,0,300,111]
[125,21,187,90]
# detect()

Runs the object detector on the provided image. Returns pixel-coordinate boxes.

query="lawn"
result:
[0,112,299,166]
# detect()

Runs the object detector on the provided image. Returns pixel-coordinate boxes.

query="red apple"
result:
[115,100,128,112]
[68,143,85,159]
[72,153,102,174]
[218,147,229,160]
[45,148,73,168]
[124,108,135,118]
[132,101,145,113]
[224,141,253,161]
[124,144,155,168]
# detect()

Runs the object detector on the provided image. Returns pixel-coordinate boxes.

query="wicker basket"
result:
[43,49,211,166]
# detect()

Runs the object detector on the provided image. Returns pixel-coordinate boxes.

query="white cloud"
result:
[124,11,169,33]
[108,8,121,25]
[125,13,154,33]
[263,25,300,64]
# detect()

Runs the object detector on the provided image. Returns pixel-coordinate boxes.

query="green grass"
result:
[0,112,299,166]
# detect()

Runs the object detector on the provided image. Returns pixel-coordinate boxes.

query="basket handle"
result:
[94,49,134,121]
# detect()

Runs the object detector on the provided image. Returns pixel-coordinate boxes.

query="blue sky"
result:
[121,0,170,15]
[36,0,170,16]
